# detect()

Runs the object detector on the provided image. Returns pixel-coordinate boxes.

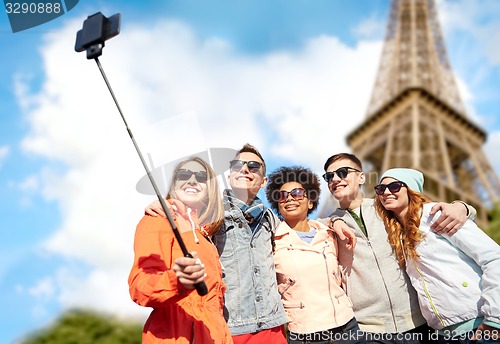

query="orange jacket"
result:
[128,200,232,343]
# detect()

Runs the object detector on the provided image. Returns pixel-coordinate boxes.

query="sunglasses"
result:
[229,160,263,172]
[322,167,361,183]
[276,187,306,203]
[374,181,406,195]
[175,169,208,183]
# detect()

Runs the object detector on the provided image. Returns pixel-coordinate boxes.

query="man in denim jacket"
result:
[213,143,287,343]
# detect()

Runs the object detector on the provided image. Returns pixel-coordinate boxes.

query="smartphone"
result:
[75,12,120,52]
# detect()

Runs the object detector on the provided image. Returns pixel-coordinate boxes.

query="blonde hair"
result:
[166,156,224,236]
[374,188,431,268]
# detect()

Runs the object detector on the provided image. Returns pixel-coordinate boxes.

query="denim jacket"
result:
[213,190,287,335]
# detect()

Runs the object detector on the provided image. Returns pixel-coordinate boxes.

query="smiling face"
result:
[277,182,313,224]
[228,151,267,203]
[173,160,209,212]
[376,177,409,218]
[325,158,364,208]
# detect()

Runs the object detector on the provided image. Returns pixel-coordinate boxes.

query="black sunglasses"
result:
[322,167,361,183]
[374,181,406,195]
[276,187,306,203]
[175,169,208,183]
[229,160,263,172]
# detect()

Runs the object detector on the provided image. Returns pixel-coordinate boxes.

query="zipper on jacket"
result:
[279,277,296,296]
[371,246,399,329]
[322,247,339,317]
[412,260,445,328]
[346,209,398,330]
[284,301,304,309]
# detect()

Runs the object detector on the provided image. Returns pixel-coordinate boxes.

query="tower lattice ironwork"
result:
[347,0,500,223]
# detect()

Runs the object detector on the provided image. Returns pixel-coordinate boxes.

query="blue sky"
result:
[1,0,499,342]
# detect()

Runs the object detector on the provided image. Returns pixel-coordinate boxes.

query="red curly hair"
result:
[374,187,432,268]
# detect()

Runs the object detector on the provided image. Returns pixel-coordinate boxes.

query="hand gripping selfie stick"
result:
[74,12,208,296]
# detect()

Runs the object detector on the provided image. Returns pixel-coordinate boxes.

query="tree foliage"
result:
[486,200,500,244]
[19,309,143,344]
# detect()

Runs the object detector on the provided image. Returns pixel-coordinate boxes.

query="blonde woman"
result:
[129,157,232,343]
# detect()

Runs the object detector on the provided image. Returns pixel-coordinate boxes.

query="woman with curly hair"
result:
[374,168,500,343]
[266,166,364,344]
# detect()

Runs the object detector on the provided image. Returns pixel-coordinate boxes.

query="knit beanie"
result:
[380,168,424,193]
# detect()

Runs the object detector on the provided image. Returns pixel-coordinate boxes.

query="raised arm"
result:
[128,216,203,307]
[145,199,176,218]
[328,217,356,250]
[429,201,476,235]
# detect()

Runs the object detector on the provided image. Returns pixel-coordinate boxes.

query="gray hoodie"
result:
[324,198,426,334]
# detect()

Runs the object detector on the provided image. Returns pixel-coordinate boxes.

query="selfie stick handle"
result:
[94,57,208,296]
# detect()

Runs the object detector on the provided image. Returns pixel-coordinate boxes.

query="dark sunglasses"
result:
[175,169,208,183]
[322,167,361,183]
[229,160,263,172]
[374,181,406,195]
[277,187,306,203]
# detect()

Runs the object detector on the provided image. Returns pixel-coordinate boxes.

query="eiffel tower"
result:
[346,0,500,224]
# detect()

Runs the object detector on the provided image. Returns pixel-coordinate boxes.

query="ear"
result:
[308,200,313,209]
[260,176,268,188]
[358,171,366,185]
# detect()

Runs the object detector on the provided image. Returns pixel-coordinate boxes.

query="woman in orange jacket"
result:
[128,156,232,343]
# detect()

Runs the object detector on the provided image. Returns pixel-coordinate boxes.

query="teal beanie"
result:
[380,168,424,193]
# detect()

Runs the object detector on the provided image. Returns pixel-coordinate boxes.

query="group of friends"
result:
[127,144,500,344]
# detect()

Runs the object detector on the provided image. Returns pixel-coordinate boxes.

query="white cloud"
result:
[29,277,55,300]
[259,35,382,172]
[438,0,500,66]
[438,0,500,86]
[352,16,386,40]
[18,175,39,192]
[17,17,383,319]
[16,175,40,208]
[0,146,9,168]
[18,3,500,323]
[437,0,500,166]
[454,75,481,124]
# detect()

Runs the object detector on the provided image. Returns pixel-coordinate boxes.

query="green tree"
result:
[20,309,143,344]
[486,200,500,244]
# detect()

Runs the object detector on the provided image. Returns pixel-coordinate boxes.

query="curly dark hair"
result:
[265,165,321,216]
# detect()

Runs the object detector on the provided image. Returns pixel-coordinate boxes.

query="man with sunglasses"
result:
[212,143,288,343]
[145,144,288,343]
[320,153,476,344]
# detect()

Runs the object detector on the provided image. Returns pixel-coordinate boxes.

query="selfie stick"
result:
[74,12,208,296]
